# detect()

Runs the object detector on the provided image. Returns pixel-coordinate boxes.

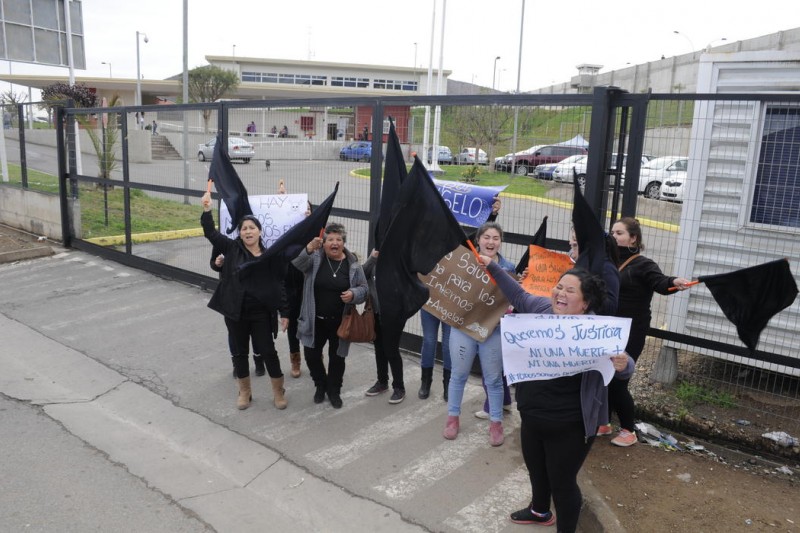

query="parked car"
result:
[659,172,687,202]
[637,156,688,199]
[533,162,560,180]
[551,155,589,184]
[197,137,255,163]
[454,147,488,165]
[427,145,453,164]
[506,144,588,176]
[339,141,372,162]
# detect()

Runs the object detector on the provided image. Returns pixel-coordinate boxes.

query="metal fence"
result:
[13,88,797,444]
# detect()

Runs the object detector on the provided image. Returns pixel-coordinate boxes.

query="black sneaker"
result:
[313,386,326,404]
[509,505,555,526]
[365,381,389,396]
[388,388,405,404]
[328,392,343,409]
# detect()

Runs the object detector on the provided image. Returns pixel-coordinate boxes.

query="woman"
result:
[481,258,633,533]
[443,221,515,447]
[603,217,689,446]
[201,191,289,411]
[362,249,406,404]
[292,222,368,409]
[284,200,314,379]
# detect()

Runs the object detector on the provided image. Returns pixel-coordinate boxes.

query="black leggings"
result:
[519,413,594,533]
[287,288,302,354]
[225,302,282,379]
[303,316,346,391]
[373,314,405,390]
[608,325,646,431]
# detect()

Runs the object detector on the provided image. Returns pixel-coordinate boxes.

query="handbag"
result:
[337,297,376,342]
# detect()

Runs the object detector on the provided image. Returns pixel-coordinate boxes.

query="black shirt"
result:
[314,256,350,317]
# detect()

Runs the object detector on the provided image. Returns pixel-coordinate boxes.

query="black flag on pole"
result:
[376,157,467,324]
[515,216,549,275]
[699,258,798,353]
[571,178,606,276]
[208,135,252,234]
[374,117,407,250]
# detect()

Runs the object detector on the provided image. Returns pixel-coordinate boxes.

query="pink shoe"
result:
[596,424,614,436]
[443,415,460,440]
[611,429,638,447]
[489,421,504,446]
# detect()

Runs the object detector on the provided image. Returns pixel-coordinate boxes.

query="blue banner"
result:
[430,178,507,227]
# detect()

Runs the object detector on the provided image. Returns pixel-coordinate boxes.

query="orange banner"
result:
[521,245,575,297]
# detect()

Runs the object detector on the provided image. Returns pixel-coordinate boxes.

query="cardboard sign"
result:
[418,245,510,342]
[220,193,307,249]
[500,314,632,386]
[521,245,575,297]
[430,178,507,227]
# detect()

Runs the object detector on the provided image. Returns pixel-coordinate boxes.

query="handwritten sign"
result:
[500,314,632,385]
[418,245,510,342]
[521,245,575,296]
[430,178,506,227]
[220,194,307,249]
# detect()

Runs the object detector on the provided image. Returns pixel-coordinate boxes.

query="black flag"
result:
[209,135,252,234]
[572,178,606,276]
[376,157,467,324]
[515,216,549,275]
[699,259,798,353]
[239,183,340,278]
[374,117,407,250]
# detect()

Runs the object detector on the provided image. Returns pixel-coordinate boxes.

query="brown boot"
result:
[271,376,287,410]
[237,377,252,410]
[290,352,302,378]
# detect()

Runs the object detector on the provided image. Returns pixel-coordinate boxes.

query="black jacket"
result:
[201,210,288,322]
[616,247,676,332]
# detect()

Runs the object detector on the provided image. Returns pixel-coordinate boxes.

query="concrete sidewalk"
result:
[0,246,622,532]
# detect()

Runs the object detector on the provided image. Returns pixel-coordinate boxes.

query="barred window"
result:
[331,76,369,88]
[751,107,800,228]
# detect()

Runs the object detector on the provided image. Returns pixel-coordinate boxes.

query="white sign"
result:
[220,194,307,249]
[500,314,632,386]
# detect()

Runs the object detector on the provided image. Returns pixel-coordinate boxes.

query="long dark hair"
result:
[560,267,607,314]
[615,217,644,251]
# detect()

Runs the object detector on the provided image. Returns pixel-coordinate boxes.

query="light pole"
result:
[101,61,112,78]
[135,31,149,107]
[673,30,695,53]
[492,55,501,90]
[705,37,727,52]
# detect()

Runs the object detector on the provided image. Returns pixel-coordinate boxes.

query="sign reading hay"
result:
[419,245,510,342]
[220,194,308,248]
[521,245,575,297]
[500,314,632,385]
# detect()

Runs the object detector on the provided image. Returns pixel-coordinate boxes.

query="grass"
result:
[675,381,737,409]
[353,164,551,198]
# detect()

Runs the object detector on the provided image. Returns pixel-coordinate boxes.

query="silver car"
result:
[197,137,255,164]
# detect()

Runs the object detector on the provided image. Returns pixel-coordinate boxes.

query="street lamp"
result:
[673,30,695,53]
[705,37,727,52]
[492,55,501,90]
[135,31,149,107]
[101,61,112,78]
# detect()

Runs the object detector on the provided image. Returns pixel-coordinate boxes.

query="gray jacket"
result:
[292,248,368,357]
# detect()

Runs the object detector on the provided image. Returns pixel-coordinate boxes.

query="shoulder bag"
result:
[337,296,376,342]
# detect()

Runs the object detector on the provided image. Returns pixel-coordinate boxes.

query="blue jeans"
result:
[447,327,504,422]
[419,309,451,370]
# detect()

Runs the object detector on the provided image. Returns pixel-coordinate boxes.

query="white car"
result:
[659,172,687,202]
[551,155,589,184]
[454,147,489,165]
[637,156,688,199]
[197,137,255,163]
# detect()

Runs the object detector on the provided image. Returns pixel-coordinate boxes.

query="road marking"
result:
[305,387,482,470]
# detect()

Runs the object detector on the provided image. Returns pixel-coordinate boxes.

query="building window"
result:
[331,76,369,88]
[300,116,314,131]
[750,106,800,229]
[373,79,418,91]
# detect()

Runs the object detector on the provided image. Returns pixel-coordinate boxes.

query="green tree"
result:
[1,89,29,128]
[181,65,240,133]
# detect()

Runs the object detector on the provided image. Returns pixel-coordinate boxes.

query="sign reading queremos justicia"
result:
[418,245,510,343]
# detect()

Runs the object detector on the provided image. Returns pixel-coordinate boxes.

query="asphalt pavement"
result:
[0,230,623,533]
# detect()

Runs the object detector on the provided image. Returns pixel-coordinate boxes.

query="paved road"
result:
[0,247,621,533]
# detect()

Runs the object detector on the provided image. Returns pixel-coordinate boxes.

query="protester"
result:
[292,222,368,408]
[419,197,501,402]
[210,247,266,378]
[362,250,406,403]
[200,191,289,410]
[443,221,516,447]
[481,257,633,532]
[603,217,690,446]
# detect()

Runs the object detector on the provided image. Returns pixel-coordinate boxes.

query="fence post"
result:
[652,346,679,384]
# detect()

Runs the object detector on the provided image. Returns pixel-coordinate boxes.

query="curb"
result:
[578,468,626,532]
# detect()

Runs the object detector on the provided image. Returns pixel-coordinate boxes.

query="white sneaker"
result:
[474,410,489,419]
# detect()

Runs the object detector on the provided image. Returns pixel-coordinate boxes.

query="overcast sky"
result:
[7,0,800,93]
